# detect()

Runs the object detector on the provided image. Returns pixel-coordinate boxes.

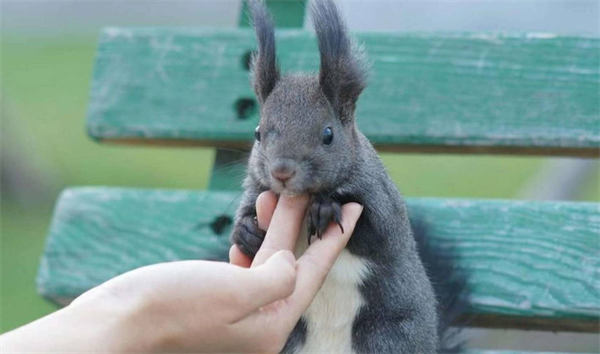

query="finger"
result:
[229,245,252,268]
[233,250,297,318]
[287,203,363,319]
[256,191,277,231]
[252,194,309,267]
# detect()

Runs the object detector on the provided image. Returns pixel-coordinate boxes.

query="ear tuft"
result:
[248,0,280,104]
[311,0,368,123]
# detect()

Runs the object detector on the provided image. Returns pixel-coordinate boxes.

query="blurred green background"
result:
[1,0,598,335]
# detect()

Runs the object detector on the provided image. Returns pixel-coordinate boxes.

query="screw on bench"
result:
[210,215,233,235]
[234,98,257,120]
[241,50,257,70]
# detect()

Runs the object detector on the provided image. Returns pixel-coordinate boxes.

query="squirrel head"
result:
[247,0,368,195]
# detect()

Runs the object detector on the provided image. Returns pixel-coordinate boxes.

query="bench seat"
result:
[38,187,599,332]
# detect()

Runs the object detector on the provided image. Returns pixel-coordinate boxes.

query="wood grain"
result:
[86,29,599,156]
[37,187,600,331]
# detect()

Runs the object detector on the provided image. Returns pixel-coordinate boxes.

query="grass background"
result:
[1,34,598,333]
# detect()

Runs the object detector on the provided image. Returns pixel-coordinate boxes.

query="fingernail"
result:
[348,203,364,215]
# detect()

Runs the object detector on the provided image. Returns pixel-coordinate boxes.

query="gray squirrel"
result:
[231,0,443,352]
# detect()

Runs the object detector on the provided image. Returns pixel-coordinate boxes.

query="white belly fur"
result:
[294,223,371,354]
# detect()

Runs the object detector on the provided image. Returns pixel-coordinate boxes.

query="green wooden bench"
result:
[37,1,599,351]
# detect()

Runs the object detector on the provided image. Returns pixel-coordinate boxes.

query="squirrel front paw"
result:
[231,215,266,258]
[308,196,344,243]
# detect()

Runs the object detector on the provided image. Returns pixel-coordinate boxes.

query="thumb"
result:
[241,250,297,310]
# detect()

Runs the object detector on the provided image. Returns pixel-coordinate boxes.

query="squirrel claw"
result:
[333,206,344,234]
[308,196,343,243]
[336,221,344,235]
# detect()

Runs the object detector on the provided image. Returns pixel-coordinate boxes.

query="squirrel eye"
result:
[254,125,261,141]
[322,127,333,145]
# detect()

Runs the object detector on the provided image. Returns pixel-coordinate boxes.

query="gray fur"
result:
[232,1,438,352]
[248,0,280,103]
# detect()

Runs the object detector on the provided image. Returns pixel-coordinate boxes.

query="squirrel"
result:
[231,0,455,352]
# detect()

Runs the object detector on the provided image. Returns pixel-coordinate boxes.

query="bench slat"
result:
[38,187,599,332]
[87,29,599,156]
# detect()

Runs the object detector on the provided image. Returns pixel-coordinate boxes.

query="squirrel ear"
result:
[312,0,367,123]
[249,0,280,104]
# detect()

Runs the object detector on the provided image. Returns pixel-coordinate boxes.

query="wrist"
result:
[64,295,139,352]
[60,285,159,352]
[81,286,183,352]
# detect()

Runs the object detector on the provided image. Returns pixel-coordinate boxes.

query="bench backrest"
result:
[88,29,599,157]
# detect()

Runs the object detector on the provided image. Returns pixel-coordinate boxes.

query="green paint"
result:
[208,149,249,190]
[87,30,599,154]
[239,0,306,28]
[38,187,599,330]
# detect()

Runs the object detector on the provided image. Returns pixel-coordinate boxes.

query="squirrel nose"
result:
[270,162,296,183]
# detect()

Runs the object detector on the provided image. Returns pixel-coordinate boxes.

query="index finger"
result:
[286,202,363,319]
[252,194,309,267]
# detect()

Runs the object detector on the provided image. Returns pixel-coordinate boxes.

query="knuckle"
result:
[279,263,296,292]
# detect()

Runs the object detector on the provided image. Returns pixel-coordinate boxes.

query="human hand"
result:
[0,192,363,353]
[225,191,364,352]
